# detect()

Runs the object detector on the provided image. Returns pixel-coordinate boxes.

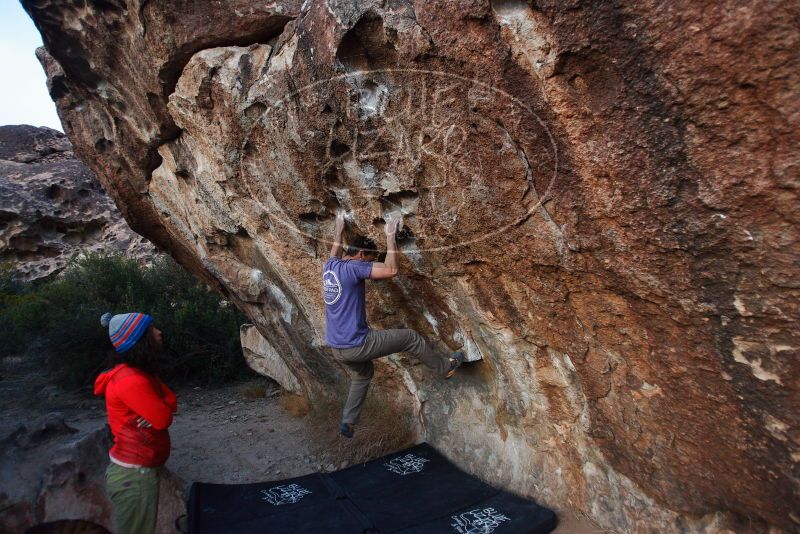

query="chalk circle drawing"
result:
[260,484,312,505]
[451,507,511,534]
[322,269,342,305]
[240,68,558,253]
[384,453,430,475]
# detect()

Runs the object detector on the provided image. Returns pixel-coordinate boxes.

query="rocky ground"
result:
[0,353,603,533]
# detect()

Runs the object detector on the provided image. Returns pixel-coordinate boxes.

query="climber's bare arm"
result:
[330,212,345,258]
[370,213,401,280]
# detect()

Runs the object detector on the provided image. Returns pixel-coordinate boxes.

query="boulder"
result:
[22,0,799,531]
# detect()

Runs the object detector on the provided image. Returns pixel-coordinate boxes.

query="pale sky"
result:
[0,1,62,131]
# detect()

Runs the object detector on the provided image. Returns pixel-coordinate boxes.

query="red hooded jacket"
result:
[94,364,177,467]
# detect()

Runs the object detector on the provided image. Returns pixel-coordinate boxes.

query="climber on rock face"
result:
[322,211,464,438]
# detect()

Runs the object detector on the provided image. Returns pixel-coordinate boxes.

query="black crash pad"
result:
[187,443,557,534]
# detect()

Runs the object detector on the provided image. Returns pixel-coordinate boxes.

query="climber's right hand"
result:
[335,211,346,233]
[384,212,402,237]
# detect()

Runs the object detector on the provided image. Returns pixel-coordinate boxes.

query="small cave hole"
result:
[397,225,415,242]
[94,138,112,151]
[45,184,64,201]
[335,11,398,72]
[244,102,268,124]
[299,212,322,224]
[322,168,343,187]
[330,140,350,158]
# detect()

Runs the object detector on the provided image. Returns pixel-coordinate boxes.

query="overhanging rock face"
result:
[24,0,799,531]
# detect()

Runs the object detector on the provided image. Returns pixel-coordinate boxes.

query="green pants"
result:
[105,462,160,534]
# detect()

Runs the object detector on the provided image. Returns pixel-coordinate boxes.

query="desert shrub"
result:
[0,262,22,294]
[0,262,48,354]
[0,253,249,389]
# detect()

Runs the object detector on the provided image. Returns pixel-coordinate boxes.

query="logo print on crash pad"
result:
[384,453,429,475]
[261,484,312,505]
[322,270,342,305]
[450,507,511,534]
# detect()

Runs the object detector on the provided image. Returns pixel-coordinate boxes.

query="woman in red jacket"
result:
[95,312,177,534]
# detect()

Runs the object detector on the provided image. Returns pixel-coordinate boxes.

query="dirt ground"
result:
[167,382,320,483]
[0,355,607,533]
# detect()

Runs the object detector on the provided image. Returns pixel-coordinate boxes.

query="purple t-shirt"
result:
[323,257,373,348]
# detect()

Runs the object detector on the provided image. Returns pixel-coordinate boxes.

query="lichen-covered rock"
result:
[0,125,155,280]
[23,0,799,531]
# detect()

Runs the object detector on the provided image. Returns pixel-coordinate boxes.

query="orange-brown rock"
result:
[23,0,798,531]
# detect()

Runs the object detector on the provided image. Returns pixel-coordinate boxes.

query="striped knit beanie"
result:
[100,311,153,353]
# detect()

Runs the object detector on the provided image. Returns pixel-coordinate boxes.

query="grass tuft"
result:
[239,380,279,400]
[279,391,312,417]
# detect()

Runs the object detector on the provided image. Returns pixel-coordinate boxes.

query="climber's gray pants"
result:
[331,329,450,425]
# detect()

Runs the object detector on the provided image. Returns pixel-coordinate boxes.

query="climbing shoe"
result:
[445,351,465,379]
[339,422,354,438]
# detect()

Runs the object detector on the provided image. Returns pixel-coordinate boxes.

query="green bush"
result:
[0,254,249,389]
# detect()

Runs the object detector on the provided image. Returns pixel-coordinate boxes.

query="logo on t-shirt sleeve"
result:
[322,270,342,305]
